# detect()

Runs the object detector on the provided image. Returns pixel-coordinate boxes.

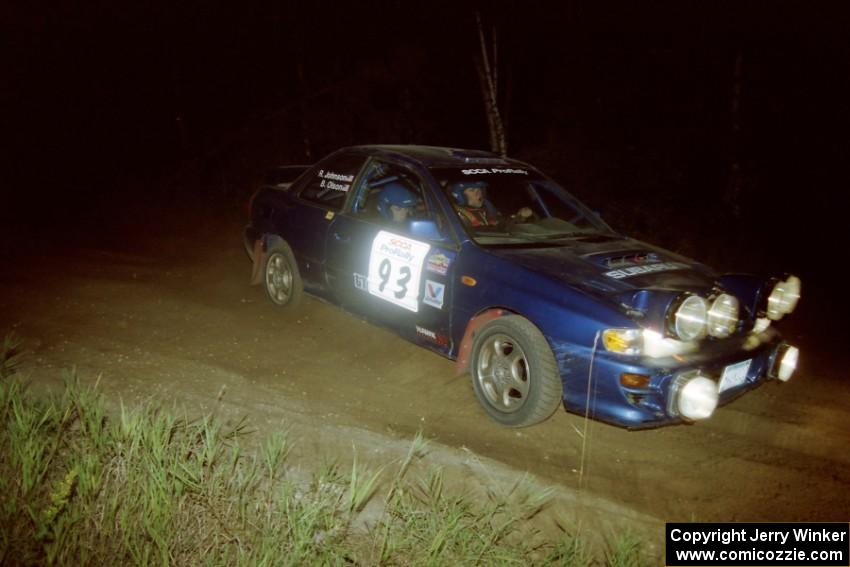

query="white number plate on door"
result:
[368,231,430,312]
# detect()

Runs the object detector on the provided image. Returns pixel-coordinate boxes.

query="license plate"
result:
[719,359,751,392]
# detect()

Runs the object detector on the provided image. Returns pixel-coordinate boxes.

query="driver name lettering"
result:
[321,180,350,192]
[318,170,354,182]
[461,167,528,175]
[604,262,689,279]
[318,170,353,192]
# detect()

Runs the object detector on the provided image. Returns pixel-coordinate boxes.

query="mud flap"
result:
[250,238,265,285]
[454,308,505,375]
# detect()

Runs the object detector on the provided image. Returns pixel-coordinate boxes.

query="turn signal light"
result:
[620,373,650,388]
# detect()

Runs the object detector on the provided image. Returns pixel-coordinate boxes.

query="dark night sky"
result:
[3,1,849,303]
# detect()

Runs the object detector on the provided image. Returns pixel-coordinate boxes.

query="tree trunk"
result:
[474,12,507,156]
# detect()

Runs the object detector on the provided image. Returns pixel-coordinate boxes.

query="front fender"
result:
[451,247,633,350]
[453,308,506,375]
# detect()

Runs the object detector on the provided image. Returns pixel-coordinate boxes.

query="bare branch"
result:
[474,11,507,156]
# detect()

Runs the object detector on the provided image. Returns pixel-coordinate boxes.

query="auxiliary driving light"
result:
[766,275,802,320]
[771,344,799,382]
[672,295,708,341]
[707,294,739,338]
[672,374,719,420]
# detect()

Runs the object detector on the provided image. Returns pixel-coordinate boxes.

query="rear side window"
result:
[298,154,367,211]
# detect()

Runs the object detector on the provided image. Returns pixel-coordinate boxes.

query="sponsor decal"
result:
[415,325,437,340]
[415,325,449,346]
[603,262,689,280]
[423,280,445,309]
[425,250,455,275]
[461,167,529,175]
[606,252,660,268]
[353,273,368,291]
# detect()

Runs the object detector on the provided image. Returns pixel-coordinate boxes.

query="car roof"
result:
[344,144,531,169]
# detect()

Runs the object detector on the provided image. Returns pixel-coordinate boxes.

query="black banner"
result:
[666,523,849,566]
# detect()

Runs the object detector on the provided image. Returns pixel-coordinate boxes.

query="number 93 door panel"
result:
[325,217,455,355]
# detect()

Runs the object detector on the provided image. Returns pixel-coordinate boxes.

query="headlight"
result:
[766,275,802,320]
[602,329,642,355]
[602,329,699,358]
[671,295,708,341]
[671,374,718,420]
[707,293,739,338]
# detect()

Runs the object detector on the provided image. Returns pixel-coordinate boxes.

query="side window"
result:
[349,160,449,238]
[298,154,367,211]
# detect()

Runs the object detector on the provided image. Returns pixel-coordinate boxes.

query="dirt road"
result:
[2,218,848,535]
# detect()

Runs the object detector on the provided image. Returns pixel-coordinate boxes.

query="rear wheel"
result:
[470,315,562,427]
[263,243,303,307]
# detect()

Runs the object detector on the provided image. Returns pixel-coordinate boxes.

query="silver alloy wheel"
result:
[475,333,530,413]
[265,252,294,305]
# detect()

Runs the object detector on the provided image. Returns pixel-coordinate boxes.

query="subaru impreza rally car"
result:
[244,145,801,429]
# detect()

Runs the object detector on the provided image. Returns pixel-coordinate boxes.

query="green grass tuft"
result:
[0,353,649,566]
[1,332,24,378]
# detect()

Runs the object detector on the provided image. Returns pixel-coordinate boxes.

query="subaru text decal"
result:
[603,262,690,279]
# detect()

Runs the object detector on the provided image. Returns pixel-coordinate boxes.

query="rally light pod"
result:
[669,373,719,421]
[707,293,740,338]
[769,343,799,382]
[765,275,802,321]
[668,294,709,341]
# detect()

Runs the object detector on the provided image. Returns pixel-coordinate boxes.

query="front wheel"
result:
[469,315,562,427]
[263,243,303,307]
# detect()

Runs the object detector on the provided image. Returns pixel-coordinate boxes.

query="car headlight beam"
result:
[671,295,708,341]
[766,275,802,320]
[770,343,799,382]
[707,293,739,338]
[602,329,642,355]
[671,374,718,421]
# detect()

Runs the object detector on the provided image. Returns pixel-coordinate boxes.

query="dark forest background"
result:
[3,1,849,328]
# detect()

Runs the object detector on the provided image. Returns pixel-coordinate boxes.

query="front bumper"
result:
[555,326,796,429]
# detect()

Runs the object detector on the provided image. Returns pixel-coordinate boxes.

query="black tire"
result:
[469,315,562,427]
[263,243,303,307]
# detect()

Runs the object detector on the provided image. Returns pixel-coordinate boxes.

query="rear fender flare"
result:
[250,234,287,285]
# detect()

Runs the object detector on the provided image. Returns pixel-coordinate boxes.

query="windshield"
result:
[430,166,615,246]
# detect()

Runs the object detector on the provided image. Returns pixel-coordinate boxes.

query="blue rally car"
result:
[244,145,801,429]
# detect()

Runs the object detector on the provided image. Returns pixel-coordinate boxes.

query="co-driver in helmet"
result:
[377,182,419,223]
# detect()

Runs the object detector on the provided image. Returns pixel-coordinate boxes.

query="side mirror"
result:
[409,219,445,241]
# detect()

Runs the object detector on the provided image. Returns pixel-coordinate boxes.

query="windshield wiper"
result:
[539,229,618,241]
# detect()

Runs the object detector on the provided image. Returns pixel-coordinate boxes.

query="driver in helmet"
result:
[450,181,533,227]
[377,182,420,223]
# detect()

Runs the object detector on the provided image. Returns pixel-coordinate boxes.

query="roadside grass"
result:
[0,337,650,566]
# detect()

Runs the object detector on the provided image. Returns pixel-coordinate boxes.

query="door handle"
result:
[333,232,350,243]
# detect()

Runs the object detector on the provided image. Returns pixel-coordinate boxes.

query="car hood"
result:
[486,235,717,300]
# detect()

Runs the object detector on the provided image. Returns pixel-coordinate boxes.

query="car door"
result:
[281,152,368,288]
[324,159,459,355]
